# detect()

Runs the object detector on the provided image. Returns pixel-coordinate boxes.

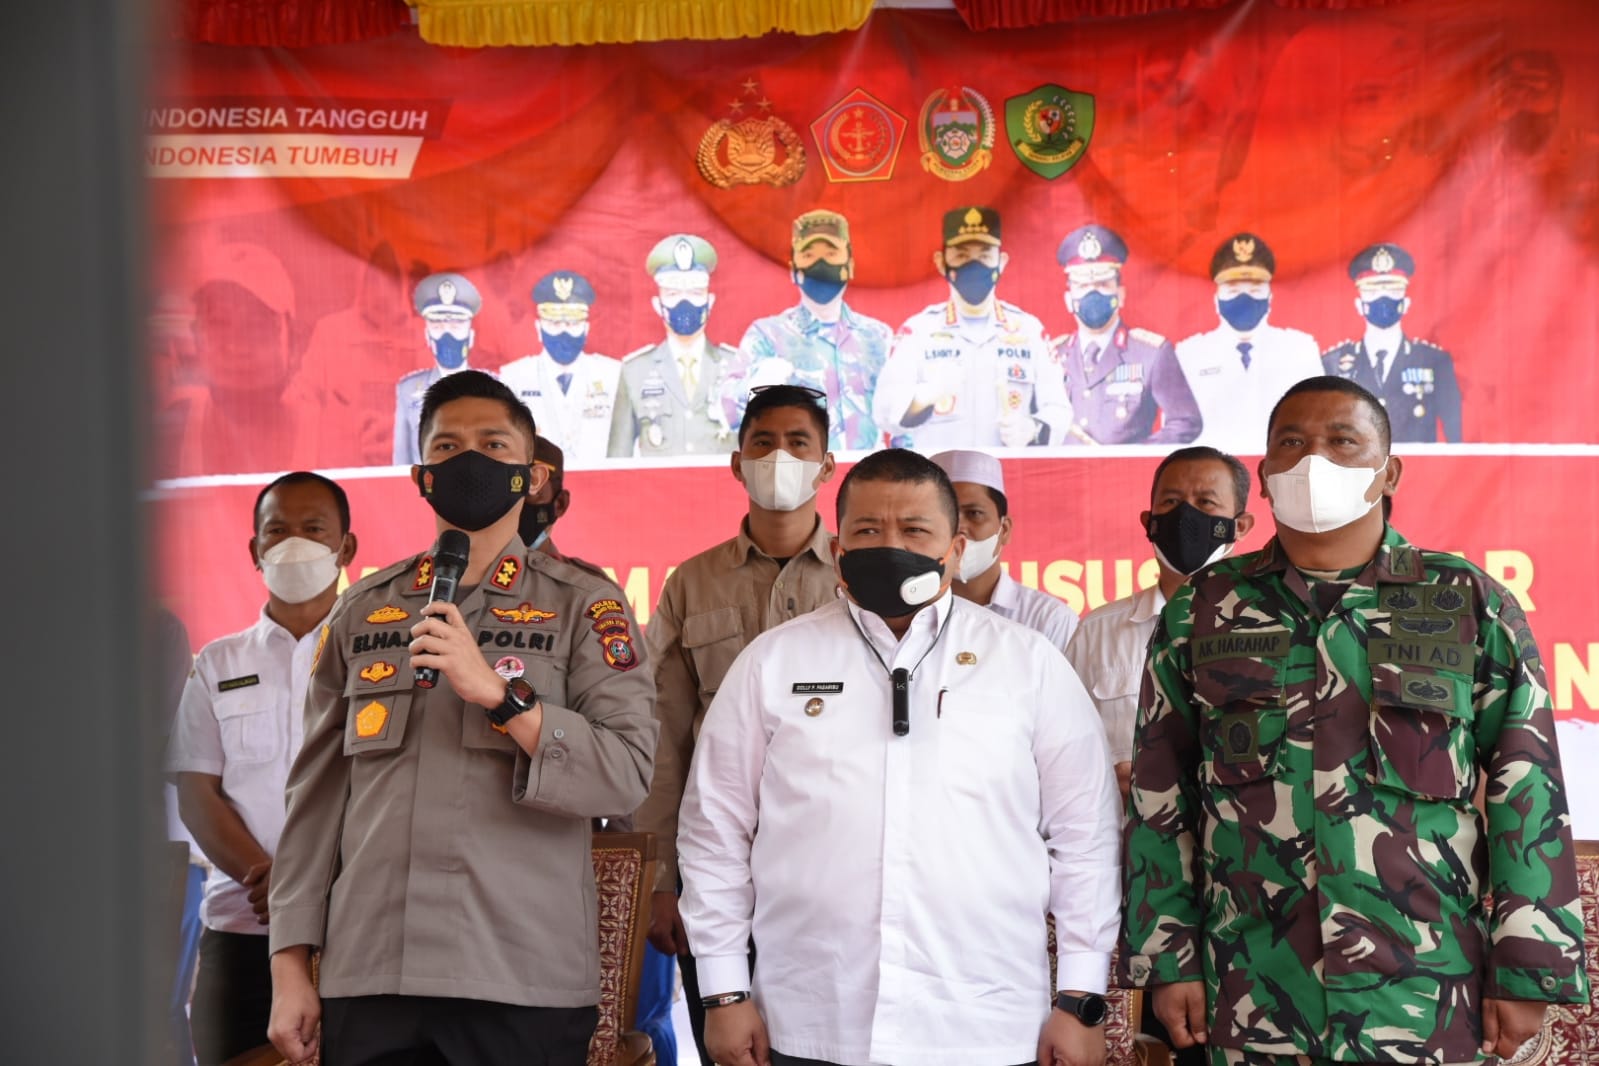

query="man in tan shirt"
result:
[635,383,840,1066]
[267,370,657,1066]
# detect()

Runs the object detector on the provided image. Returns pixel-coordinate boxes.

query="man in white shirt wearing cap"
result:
[930,449,1079,652]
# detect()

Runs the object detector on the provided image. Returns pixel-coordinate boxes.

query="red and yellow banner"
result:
[147,1,1598,735]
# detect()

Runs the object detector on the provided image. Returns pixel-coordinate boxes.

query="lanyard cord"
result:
[844,600,955,736]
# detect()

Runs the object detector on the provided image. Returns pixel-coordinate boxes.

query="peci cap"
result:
[1210,232,1276,285]
[930,449,1005,495]
[193,242,295,317]
[943,206,1002,247]
[531,271,596,322]
[413,272,482,318]
[645,234,718,278]
[1057,224,1128,283]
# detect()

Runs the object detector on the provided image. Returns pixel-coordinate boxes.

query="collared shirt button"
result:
[553,728,565,740]
[550,747,565,761]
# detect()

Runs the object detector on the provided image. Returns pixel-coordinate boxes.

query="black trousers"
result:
[320,994,598,1066]
[189,928,273,1066]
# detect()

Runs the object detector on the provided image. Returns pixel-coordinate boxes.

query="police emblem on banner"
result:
[1004,85,1094,179]
[918,86,995,181]
[811,87,907,183]
[697,77,806,188]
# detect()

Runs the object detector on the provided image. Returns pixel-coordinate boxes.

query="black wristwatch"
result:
[1055,991,1108,1027]
[485,676,537,729]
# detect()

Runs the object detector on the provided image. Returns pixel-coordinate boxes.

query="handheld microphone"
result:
[414,529,470,689]
[891,667,910,737]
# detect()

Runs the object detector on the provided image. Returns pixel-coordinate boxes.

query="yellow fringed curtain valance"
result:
[409,0,875,47]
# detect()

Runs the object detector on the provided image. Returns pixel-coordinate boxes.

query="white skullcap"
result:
[930,449,1005,495]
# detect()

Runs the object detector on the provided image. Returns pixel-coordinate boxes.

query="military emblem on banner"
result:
[697,77,807,188]
[811,87,907,183]
[1005,84,1094,179]
[918,86,995,181]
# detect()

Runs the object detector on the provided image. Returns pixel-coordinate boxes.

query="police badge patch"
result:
[1004,84,1094,179]
[697,77,806,188]
[919,86,995,181]
[586,599,639,672]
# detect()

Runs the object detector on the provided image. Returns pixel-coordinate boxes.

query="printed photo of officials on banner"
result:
[144,2,1597,480]
[152,211,1464,477]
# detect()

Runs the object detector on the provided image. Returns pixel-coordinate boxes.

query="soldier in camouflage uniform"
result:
[1121,375,1586,1066]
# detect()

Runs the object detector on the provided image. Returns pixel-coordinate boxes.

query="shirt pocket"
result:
[342,653,414,756]
[1089,670,1140,761]
[1366,665,1475,801]
[213,689,281,765]
[681,606,745,700]
[462,655,569,752]
[934,686,1032,799]
[1192,658,1286,789]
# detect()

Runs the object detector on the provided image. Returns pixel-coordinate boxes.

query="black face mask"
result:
[417,449,531,532]
[1146,501,1236,576]
[518,499,558,547]
[837,546,949,618]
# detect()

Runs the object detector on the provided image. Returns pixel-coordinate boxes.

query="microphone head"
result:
[434,528,471,572]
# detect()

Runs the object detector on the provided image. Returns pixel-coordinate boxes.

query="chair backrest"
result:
[587,831,658,1066]
[1499,839,1599,1066]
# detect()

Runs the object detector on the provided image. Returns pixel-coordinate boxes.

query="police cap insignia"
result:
[943,205,1001,246]
[1349,242,1416,283]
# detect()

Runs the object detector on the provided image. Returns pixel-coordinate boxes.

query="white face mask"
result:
[741,449,822,512]
[1265,454,1385,534]
[958,531,1001,581]
[259,536,341,604]
[1152,540,1234,577]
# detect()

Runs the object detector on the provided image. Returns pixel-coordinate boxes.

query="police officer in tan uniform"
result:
[268,369,657,1066]
[608,234,738,458]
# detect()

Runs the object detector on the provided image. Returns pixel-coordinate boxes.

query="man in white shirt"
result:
[165,471,356,1066]
[500,271,623,462]
[871,207,1072,451]
[678,448,1120,1066]
[1174,233,1321,454]
[1066,446,1254,804]
[930,448,1080,651]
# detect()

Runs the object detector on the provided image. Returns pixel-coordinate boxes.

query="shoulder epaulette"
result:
[345,553,423,598]
[621,345,655,363]
[1128,326,1166,346]
[1321,338,1355,356]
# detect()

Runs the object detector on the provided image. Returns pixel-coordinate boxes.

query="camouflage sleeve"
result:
[1119,587,1204,987]
[1476,586,1589,1003]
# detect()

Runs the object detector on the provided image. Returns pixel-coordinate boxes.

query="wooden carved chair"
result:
[1498,840,1599,1066]
[588,830,659,1066]
[1048,915,1173,1066]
